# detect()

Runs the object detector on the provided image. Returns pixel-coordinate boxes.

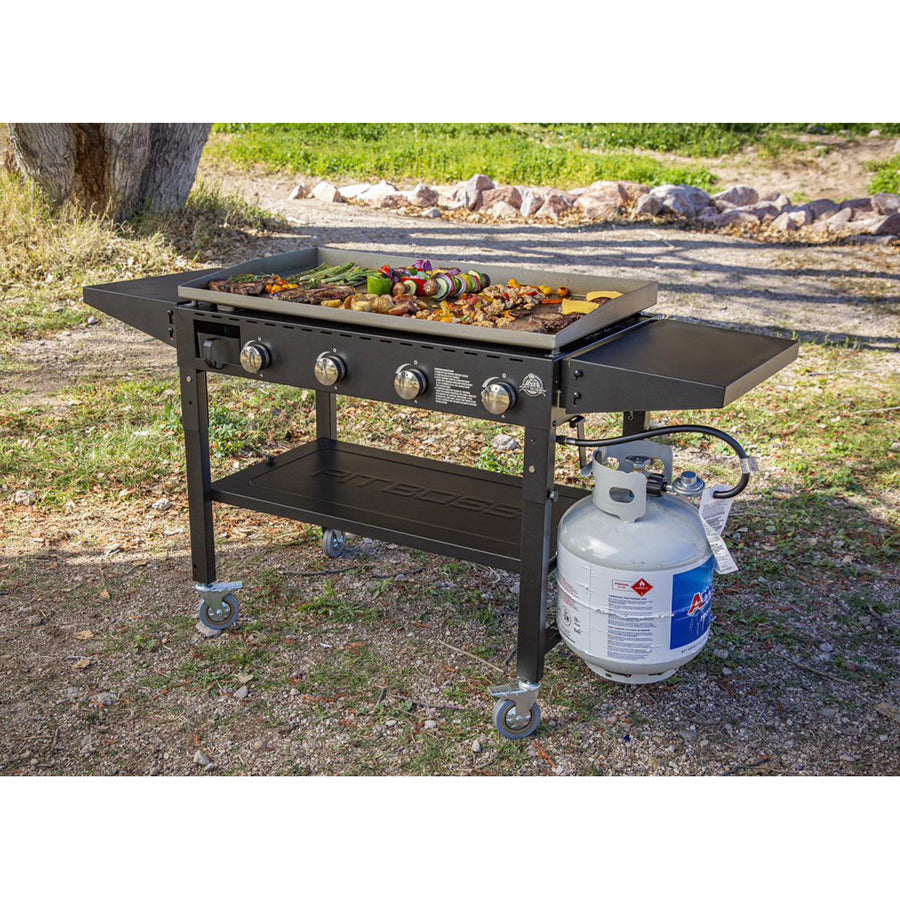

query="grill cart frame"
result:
[85,249,797,738]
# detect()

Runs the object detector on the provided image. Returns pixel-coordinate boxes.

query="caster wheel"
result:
[198,593,240,631]
[492,698,541,740]
[322,528,346,559]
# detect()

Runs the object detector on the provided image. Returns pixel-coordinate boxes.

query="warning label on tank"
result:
[433,368,477,407]
[605,578,657,660]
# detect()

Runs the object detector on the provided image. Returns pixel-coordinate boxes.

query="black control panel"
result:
[177,308,559,427]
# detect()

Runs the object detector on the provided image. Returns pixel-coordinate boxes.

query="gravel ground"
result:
[2,185,898,775]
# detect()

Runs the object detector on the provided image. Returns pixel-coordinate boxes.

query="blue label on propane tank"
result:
[670,558,715,650]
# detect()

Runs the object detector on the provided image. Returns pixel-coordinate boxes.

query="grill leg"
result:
[316,390,337,440]
[516,424,556,684]
[622,410,651,436]
[180,369,216,585]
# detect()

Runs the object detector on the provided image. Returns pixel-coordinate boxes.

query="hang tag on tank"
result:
[700,516,738,574]
[699,485,734,535]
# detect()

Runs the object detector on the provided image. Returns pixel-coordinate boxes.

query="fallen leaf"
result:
[73,629,94,641]
[235,673,254,685]
[72,658,92,670]
[99,589,110,600]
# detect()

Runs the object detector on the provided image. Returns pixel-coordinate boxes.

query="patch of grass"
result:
[0,376,315,505]
[296,578,380,623]
[209,123,718,190]
[0,169,280,345]
[867,154,900,195]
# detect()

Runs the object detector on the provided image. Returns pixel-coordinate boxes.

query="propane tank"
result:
[556,440,714,683]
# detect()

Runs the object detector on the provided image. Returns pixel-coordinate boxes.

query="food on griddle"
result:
[586,290,623,302]
[205,257,617,331]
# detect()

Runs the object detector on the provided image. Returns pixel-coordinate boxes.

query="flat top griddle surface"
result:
[178,246,657,351]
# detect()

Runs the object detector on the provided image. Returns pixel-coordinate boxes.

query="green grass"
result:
[867,154,900,195]
[209,123,900,192]
[209,123,719,190]
[0,376,317,506]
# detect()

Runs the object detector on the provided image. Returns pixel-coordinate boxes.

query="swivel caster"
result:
[322,528,346,559]
[489,680,541,740]
[195,581,242,631]
[492,699,541,740]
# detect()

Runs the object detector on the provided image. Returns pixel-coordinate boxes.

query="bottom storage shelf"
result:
[210,438,587,572]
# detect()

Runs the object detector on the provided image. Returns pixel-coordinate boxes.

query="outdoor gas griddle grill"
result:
[84,246,798,736]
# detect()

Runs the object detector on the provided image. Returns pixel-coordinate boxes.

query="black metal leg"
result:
[515,425,557,684]
[316,390,337,440]
[180,369,216,585]
[622,410,651,436]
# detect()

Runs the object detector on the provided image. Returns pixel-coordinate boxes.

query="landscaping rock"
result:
[771,212,798,232]
[826,207,855,231]
[713,185,758,207]
[749,202,781,222]
[476,185,522,211]
[455,174,495,210]
[697,207,723,226]
[288,183,308,200]
[193,750,210,767]
[718,210,759,226]
[840,198,874,216]
[871,213,900,236]
[647,184,711,218]
[405,183,439,208]
[357,180,403,208]
[617,180,650,202]
[759,189,781,202]
[486,201,520,219]
[635,193,663,216]
[338,183,373,200]
[13,490,36,506]
[311,181,343,203]
[420,207,442,219]
[520,189,549,217]
[801,199,839,221]
[773,194,792,210]
[195,621,222,639]
[234,685,249,700]
[151,497,171,511]
[574,194,622,219]
[788,208,813,227]
[584,180,629,204]
[92,692,117,707]
[535,193,571,220]
[872,193,900,215]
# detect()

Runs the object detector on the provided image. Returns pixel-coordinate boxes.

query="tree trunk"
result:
[7,123,210,221]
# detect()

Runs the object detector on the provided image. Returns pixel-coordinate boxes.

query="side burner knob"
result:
[394,365,427,400]
[239,341,271,374]
[481,379,516,415]
[314,352,346,386]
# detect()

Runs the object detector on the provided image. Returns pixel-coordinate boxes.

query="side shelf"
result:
[561,318,798,412]
[210,438,588,572]
[83,269,219,345]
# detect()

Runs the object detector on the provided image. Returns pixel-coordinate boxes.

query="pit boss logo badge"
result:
[520,373,546,397]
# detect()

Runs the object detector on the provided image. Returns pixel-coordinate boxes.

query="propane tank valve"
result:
[670,470,706,497]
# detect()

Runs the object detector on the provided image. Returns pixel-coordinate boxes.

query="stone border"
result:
[291,174,900,242]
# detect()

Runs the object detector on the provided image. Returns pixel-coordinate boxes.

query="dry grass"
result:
[0,169,281,344]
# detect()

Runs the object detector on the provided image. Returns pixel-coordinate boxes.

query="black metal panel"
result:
[562,318,798,413]
[83,270,218,345]
[209,438,587,572]
[176,307,558,428]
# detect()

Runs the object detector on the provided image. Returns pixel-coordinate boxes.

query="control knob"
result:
[394,365,427,400]
[481,379,516,415]
[239,341,271,374]
[314,352,346,386]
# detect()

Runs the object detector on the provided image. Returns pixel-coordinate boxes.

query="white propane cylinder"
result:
[556,440,714,683]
